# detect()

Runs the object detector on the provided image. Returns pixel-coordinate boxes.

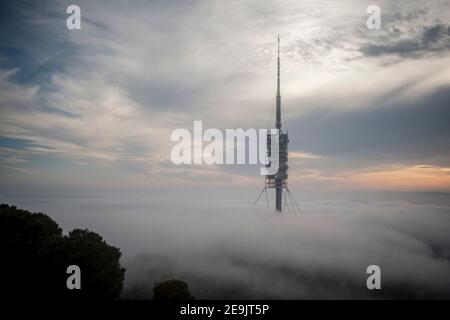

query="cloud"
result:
[286,80,450,169]
[0,0,450,191]
[360,24,450,57]
[8,188,448,299]
[120,193,450,299]
[0,67,176,179]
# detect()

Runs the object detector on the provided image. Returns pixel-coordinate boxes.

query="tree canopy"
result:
[0,204,125,299]
[153,279,195,300]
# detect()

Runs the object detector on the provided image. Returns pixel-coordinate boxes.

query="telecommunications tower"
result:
[254,36,302,214]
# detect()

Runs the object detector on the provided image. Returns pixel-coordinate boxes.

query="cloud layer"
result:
[1,0,450,191]
[3,188,449,299]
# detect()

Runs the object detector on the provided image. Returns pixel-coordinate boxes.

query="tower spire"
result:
[276,35,281,130]
[275,34,283,211]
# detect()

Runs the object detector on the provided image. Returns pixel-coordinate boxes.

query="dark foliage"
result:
[0,204,125,299]
[153,279,195,300]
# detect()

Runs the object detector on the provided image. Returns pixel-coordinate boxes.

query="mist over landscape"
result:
[2,187,449,299]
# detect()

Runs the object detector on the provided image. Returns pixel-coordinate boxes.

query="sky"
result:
[0,0,449,193]
[1,0,450,299]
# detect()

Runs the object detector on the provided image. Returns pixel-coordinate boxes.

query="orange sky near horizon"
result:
[287,165,450,192]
